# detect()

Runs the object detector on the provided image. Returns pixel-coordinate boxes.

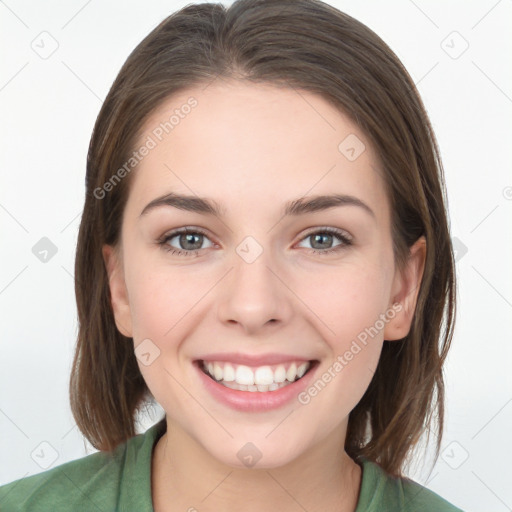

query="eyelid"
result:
[158,225,213,242]
[157,225,353,258]
[297,225,353,242]
[157,225,352,245]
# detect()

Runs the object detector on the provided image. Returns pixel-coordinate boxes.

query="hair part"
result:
[71,0,456,477]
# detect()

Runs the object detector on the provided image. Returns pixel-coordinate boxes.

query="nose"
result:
[216,243,293,335]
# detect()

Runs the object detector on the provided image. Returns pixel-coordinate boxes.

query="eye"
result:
[157,227,214,257]
[156,226,353,257]
[296,227,353,255]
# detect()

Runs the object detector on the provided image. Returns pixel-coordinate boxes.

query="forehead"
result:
[127,80,388,220]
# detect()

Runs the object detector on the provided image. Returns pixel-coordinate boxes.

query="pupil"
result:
[181,233,202,250]
[312,233,332,249]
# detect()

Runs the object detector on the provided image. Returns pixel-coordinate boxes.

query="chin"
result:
[203,435,307,471]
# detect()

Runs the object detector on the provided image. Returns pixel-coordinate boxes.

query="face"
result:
[103,79,425,469]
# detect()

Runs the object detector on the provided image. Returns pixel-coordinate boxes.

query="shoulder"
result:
[0,446,124,511]
[399,474,464,511]
[356,457,465,511]
[0,418,165,512]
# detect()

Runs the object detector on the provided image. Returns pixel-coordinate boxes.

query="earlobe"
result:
[102,244,133,338]
[383,236,427,341]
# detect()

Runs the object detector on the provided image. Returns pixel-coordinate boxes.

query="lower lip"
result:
[194,360,319,412]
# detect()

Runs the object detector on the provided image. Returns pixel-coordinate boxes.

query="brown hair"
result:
[71,0,456,477]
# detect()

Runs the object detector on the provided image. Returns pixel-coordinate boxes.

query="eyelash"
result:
[156,226,353,257]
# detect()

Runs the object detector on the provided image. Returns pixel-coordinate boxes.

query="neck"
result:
[151,418,362,512]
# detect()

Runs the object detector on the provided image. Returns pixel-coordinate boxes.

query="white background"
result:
[1,1,511,511]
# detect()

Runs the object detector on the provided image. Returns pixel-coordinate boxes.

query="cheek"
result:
[125,261,198,403]
[296,260,392,342]
[123,241,199,340]
[293,265,389,417]
[299,262,390,374]
[128,274,170,341]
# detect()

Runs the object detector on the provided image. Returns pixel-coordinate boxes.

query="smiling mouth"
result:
[197,359,318,392]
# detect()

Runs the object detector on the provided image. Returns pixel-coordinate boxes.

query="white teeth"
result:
[254,366,274,385]
[201,360,312,389]
[221,380,289,392]
[235,365,255,385]
[223,363,235,382]
[221,381,248,391]
[286,363,297,382]
[274,365,286,383]
[297,362,308,378]
[213,363,223,381]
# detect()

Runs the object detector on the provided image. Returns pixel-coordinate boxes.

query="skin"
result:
[103,79,426,512]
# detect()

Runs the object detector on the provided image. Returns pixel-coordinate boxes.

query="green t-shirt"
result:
[0,418,463,511]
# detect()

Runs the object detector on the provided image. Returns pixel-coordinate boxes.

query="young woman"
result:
[0,0,462,510]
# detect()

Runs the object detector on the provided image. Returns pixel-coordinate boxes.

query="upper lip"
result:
[196,352,315,366]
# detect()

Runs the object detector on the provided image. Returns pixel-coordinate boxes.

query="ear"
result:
[383,236,426,341]
[102,244,133,338]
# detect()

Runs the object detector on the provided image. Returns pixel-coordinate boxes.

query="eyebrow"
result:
[139,192,375,219]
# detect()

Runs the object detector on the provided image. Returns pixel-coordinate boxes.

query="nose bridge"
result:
[216,234,292,332]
